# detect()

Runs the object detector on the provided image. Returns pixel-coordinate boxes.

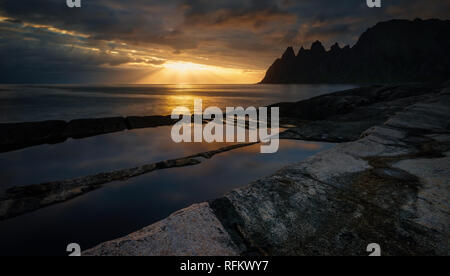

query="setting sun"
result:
[163,61,211,71]
[137,61,264,84]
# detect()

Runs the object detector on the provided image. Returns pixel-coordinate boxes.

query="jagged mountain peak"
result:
[330,42,341,52]
[311,41,325,53]
[261,18,450,84]
[281,46,296,60]
[297,46,306,56]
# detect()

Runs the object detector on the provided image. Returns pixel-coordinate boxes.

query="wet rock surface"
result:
[83,203,240,256]
[0,143,255,221]
[86,82,450,255]
[0,120,68,152]
[214,90,450,256]
[1,82,440,152]
[125,115,178,129]
[62,117,127,139]
[0,115,179,153]
[275,82,444,143]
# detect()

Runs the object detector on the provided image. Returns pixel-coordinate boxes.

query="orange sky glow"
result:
[137,61,265,84]
[0,15,266,84]
[2,1,449,84]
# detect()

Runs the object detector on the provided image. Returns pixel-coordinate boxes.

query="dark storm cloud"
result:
[182,0,297,30]
[0,0,196,50]
[0,19,162,83]
[0,0,449,83]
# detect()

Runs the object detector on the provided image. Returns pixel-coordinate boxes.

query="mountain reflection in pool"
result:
[0,139,333,256]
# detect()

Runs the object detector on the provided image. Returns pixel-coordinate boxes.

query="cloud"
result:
[0,18,165,83]
[0,0,449,83]
[183,7,297,31]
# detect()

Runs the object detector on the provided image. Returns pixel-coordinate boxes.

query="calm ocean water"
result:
[0,139,334,256]
[0,84,354,255]
[0,84,357,123]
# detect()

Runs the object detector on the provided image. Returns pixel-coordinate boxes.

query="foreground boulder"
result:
[84,203,240,256]
[85,83,450,256]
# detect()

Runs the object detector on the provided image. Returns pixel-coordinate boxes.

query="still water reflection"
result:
[0,139,333,256]
[0,83,347,255]
[0,126,241,188]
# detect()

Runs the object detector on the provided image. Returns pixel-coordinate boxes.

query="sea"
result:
[0,84,357,255]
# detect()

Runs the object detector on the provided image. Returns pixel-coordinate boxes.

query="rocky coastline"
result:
[0,142,257,221]
[84,81,450,256]
[0,115,178,153]
[0,81,448,255]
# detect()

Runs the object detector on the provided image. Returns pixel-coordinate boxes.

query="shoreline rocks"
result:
[0,115,178,153]
[0,143,256,221]
[1,81,448,255]
[274,82,444,142]
[84,203,240,256]
[0,120,68,153]
[85,82,450,256]
[62,117,127,139]
[125,116,179,129]
[2,82,441,153]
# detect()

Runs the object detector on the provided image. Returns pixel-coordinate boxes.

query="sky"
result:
[0,0,449,84]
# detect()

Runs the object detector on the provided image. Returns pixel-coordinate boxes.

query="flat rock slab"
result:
[0,116,179,153]
[86,82,450,256]
[215,92,450,256]
[125,116,178,129]
[275,83,443,143]
[62,117,127,139]
[393,154,450,233]
[0,143,254,221]
[0,120,67,152]
[83,203,240,256]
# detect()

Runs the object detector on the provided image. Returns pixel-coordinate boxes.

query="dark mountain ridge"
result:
[260,19,450,84]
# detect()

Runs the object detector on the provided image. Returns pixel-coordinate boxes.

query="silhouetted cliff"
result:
[261,19,450,84]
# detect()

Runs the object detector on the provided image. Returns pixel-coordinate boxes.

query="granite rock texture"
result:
[276,82,443,142]
[86,83,450,256]
[84,203,240,256]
